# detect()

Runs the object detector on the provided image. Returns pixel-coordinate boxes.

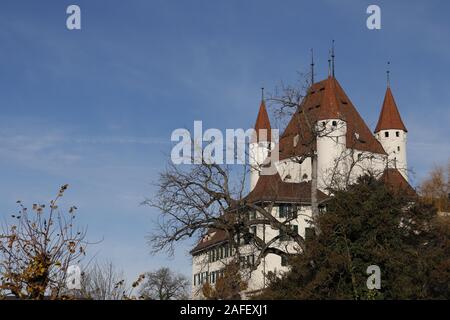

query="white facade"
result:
[191,204,314,299]
[375,129,408,181]
[249,140,271,192]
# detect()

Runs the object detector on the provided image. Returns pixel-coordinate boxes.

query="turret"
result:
[249,96,272,192]
[374,86,408,181]
[315,76,347,190]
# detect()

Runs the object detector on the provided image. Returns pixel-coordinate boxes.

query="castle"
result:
[190,71,415,299]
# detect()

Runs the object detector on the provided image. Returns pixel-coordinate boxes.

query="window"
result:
[250,226,257,236]
[248,254,255,267]
[248,210,256,221]
[396,131,400,137]
[293,134,299,147]
[279,205,287,218]
[281,255,288,267]
[279,205,297,219]
[385,132,389,138]
[279,225,299,241]
[220,247,224,259]
[240,255,255,268]
[357,153,362,160]
[224,245,229,258]
[397,146,400,152]
[200,272,208,284]
[332,120,337,126]
[302,173,308,181]
[244,229,252,244]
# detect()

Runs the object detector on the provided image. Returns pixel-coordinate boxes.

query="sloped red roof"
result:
[318,75,342,120]
[279,77,386,160]
[380,168,416,198]
[374,87,407,133]
[191,228,228,254]
[191,173,329,254]
[254,100,272,142]
[246,172,329,204]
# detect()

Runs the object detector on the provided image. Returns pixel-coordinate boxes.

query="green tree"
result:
[258,175,449,300]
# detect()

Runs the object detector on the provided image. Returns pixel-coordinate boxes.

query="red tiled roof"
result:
[254,100,272,142]
[191,228,228,254]
[374,87,407,133]
[279,77,386,160]
[246,172,329,204]
[318,76,342,120]
[380,168,416,198]
[191,173,329,254]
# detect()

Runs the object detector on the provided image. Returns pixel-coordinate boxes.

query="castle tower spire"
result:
[250,91,272,191]
[375,78,408,181]
[253,91,272,142]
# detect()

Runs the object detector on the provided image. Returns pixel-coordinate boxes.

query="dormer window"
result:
[384,132,389,138]
[293,134,299,147]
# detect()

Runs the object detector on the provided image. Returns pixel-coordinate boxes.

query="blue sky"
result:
[0,0,449,283]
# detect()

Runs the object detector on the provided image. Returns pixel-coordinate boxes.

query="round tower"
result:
[249,97,272,192]
[374,86,408,181]
[315,77,347,191]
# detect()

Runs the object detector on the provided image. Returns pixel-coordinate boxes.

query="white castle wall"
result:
[191,204,313,299]
[316,119,347,191]
[249,141,271,191]
[375,129,408,181]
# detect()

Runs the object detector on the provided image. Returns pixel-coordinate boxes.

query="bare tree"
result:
[147,160,311,269]
[0,185,92,299]
[139,267,189,300]
[80,261,126,300]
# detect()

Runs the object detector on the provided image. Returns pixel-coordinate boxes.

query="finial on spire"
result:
[331,40,335,78]
[310,48,315,84]
[261,87,265,101]
[386,61,391,87]
[328,50,332,77]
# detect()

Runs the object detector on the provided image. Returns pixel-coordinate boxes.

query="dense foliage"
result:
[258,176,449,299]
